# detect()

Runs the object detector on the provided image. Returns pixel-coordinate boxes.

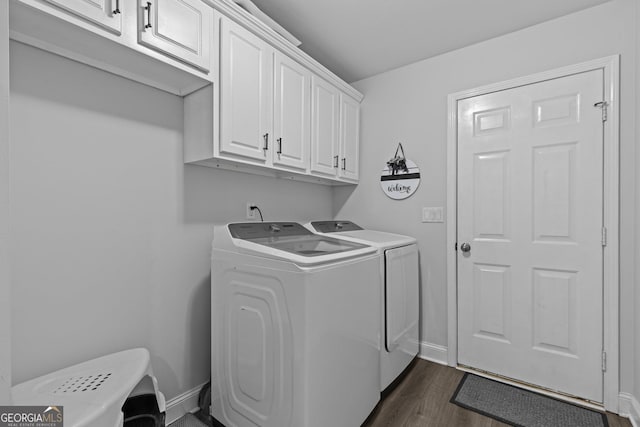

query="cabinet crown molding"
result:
[203,0,364,102]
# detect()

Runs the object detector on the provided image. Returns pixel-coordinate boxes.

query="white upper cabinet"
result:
[137,0,212,71]
[339,94,360,182]
[13,0,213,95]
[309,77,360,182]
[310,75,340,178]
[273,52,310,171]
[43,0,122,34]
[181,6,363,184]
[14,0,362,183]
[219,17,274,163]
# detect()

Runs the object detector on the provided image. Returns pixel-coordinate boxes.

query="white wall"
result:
[9,41,333,400]
[0,1,11,405]
[334,0,638,396]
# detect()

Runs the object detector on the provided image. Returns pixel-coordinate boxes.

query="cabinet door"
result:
[44,0,122,34]
[273,53,310,171]
[310,76,339,177]
[138,0,212,71]
[339,94,360,181]
[220,18,273,163]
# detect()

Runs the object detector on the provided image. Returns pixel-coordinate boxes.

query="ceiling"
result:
[249,0,611,83]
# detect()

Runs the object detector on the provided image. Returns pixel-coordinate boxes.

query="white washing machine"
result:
[306,221,420,392]
[211,222,381,427]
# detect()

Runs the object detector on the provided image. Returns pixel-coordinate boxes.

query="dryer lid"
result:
[306,221,417,248]
[333,230,417,248]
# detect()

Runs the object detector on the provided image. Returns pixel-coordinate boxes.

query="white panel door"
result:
[310,76,339,177]
[138,0,212,71]
[44,0,122,34]
[220,17,273,163]
[339,94,360,181]
[273,52,310,171]
[457,70,604,402]
[0,1,10,404]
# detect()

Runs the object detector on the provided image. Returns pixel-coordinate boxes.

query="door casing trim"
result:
[445,55,620,412]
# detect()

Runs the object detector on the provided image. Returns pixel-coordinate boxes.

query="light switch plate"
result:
[422,207,444,223]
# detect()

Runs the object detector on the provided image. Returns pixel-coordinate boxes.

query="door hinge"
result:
[594,101,608,122]
[601,226,607,247]
[602,351,607,372]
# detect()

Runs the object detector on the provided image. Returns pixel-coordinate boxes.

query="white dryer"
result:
[306,221,419,392]
[211,222,381,427]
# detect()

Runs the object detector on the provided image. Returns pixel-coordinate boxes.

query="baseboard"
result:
[165,382,207,424]
[619,393,640,427]
[418,341,448,365]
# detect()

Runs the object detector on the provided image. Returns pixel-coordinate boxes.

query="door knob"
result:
[460,242,471,253]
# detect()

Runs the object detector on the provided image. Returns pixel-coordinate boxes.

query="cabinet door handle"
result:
[334,155,339,168]
[277,138,282,154]
[342,158,346,170]
[113,0,120,14]
[144,2,152,28]
[263,133,269,151]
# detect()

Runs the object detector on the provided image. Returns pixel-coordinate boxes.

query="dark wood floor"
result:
[363,359,631,427]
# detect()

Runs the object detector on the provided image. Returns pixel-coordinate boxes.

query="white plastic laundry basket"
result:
[11,348,166,427]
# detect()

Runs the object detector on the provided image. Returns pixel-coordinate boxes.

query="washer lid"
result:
[226,222,376,265]
[250,234,369,257]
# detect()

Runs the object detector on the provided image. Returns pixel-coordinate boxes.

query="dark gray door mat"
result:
[450,373,608,427]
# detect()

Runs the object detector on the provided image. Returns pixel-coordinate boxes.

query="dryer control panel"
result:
[309,221,363,233]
